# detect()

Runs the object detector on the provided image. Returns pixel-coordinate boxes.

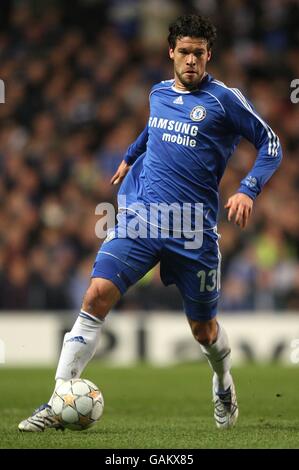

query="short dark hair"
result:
[168,14,217,50]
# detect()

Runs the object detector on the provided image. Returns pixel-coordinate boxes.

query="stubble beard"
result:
[175,69,203,91]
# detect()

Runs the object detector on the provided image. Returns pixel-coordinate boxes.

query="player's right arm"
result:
[110,124,149,185]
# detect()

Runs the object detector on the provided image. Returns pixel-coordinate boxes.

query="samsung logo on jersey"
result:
[149,116,198,148]
[149,116,198,136]
[161,133,196,147]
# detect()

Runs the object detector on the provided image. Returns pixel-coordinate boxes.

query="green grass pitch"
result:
[0,363,298,449]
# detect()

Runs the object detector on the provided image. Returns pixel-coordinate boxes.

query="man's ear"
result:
[169,48,174,60]
[207,50,212,62]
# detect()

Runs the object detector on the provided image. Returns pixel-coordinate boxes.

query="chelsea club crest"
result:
[190,105,206,122]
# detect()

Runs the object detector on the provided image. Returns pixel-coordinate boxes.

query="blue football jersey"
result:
[119,74,282,229]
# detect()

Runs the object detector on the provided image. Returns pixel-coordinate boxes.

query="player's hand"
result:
[224,193,253,229]
[110,160,130,185]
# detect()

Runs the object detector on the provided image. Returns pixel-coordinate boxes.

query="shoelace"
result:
[33,403,51,415]
[30,403,64,430]
[217,390,232,404]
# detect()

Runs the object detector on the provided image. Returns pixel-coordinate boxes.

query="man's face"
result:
[169,36,211,91]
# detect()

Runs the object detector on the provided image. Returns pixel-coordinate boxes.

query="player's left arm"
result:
[223,89,283,228]
[224,192,253,229]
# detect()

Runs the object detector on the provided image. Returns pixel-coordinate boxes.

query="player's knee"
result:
[82,278,121,320]
[190,321,217,346]
[82,286,112,320]
[193,330,215,346]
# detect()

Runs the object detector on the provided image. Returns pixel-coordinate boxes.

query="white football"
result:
[52,378,104,431]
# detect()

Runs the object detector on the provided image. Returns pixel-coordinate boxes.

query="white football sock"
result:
[199,322,232,393]
[48,311,103,405]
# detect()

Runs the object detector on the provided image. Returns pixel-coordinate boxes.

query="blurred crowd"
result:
[0,0,299,313]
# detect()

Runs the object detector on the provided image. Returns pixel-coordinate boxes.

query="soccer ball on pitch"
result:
[52,378,104,431]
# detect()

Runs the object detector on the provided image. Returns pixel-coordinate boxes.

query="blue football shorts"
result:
[91,211,221,321]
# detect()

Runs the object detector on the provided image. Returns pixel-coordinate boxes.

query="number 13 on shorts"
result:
[197,268,220,292]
